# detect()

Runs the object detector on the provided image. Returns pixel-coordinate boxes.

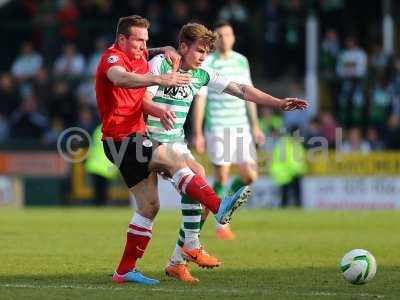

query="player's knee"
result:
[138,199,159,219]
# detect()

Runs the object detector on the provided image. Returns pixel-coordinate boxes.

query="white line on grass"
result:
[0,283,385,298]
[0,283,124,291]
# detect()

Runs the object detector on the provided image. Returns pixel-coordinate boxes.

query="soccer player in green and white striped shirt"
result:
[192,21,266,240]
[143,22,308,283]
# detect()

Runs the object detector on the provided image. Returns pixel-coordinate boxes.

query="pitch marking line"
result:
[0,284,385,298]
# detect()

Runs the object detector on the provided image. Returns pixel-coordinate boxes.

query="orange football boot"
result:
[165,262,199,283]
[216,224,236,240]
[182,246,222,268]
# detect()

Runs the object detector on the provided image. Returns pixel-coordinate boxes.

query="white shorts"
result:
[205,128,256,166]
[164,141,195,160]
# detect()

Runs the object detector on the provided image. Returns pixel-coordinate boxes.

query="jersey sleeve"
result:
[146,54,164,96]
[100,53,125,74]
[204,67,230,94]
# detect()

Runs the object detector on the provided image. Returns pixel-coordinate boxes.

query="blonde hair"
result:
[178,23,218,51]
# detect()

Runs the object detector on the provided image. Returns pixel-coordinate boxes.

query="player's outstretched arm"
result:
[142,91,176,130]
[223,82,308,111]
[191,94,207,153]
[107,65,190,88]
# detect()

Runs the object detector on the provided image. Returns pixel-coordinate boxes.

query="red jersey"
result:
[95,44,148,140]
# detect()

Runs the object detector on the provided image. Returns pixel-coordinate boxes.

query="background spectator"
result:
[8,93,48,140]
[53,43,85,79]
[87,38,108,77]
[0,73,21,118]
[11,41,43,82]
[341,127,371,153]
[366,127,384,151]
[336,37,367,79]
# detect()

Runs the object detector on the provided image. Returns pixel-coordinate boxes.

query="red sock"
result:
[116,224,152,275]
[175,171,221,214]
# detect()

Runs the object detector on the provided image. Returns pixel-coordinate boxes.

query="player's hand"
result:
[158,55,191,86]
[160,110,176,130]
[158,72,191,87]
[252,126,266,145]
[163,46,181,69]
[280,98,309,111]
[191,134,205,154]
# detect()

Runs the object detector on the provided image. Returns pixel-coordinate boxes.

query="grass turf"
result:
[0,208,399,299]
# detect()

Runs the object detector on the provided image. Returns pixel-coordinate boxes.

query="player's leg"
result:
[210,164,238,240]
[180,158,205,250]
[235,161,258,192]
[214,161,259,239]
[104,135,161,285]
[198,165,229,231]
[149,144,251,224]
[202,129,237,238]
[217,128,258,239]
[168,158,220,271]
[192,129,251,224]
[113,172,160,285]
[232,128,258,194]
[213,164,230,197]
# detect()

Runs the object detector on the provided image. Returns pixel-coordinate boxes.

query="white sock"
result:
[172,167,195,193]
[170,244,185,264]
[184,231,201,249]
[131,213,153,230]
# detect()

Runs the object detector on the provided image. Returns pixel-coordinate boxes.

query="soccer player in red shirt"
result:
[96,15,252,285]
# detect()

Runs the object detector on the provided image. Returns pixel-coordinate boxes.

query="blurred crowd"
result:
[0,0,399,152]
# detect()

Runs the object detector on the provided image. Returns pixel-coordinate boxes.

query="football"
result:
[340,249,377,284]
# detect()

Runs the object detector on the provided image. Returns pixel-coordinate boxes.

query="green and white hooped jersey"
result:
[198,51,253,132]
[146,54,230,143]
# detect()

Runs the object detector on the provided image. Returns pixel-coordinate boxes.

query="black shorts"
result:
[103,133,161,188]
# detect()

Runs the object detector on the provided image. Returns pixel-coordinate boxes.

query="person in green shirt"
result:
[269,126,307,207]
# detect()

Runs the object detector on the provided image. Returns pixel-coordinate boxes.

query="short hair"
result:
[214,20,232,30]
[116,15,150,37]
[178,23,218,52]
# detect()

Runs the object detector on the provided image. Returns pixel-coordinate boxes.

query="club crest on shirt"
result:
[142,139,153,148]
[107,55,119,64]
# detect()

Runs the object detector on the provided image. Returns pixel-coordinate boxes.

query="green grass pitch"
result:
[0,208,399,299]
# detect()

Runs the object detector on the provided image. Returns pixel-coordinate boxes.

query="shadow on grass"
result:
[0,267,399,300]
